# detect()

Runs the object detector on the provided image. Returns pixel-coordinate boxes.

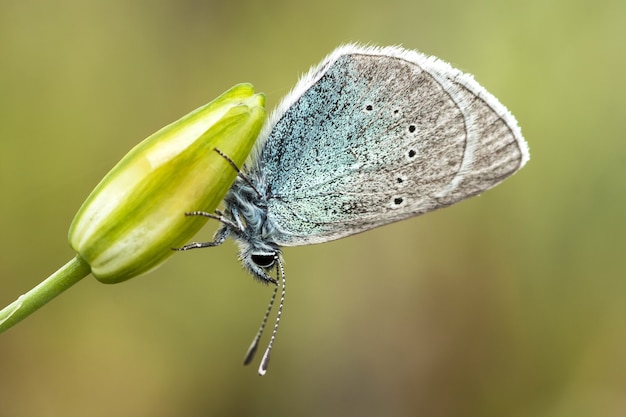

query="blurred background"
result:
[1,0,625,416]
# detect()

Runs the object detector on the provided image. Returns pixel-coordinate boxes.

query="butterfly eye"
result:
[251,253,276,269]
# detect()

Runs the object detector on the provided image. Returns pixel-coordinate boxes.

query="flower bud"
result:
[69,83,265,283]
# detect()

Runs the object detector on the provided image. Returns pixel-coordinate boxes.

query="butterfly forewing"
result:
[249,46,527,246]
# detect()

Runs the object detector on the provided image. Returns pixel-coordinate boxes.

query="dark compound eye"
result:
[251,254,276,268]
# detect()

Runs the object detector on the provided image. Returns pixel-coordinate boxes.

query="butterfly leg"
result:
[174,224,230,251]
[173,210,235,251]
[214,148,263,199]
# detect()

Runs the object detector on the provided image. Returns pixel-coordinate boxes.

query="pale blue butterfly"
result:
[179,44,530,375]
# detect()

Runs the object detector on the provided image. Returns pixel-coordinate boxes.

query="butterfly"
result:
[178,44,529,375]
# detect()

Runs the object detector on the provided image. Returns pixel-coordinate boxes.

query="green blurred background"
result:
[1,0,625,416]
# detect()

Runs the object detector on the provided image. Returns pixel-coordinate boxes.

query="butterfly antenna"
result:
[213,148,262,199]
[243,278,278,366]
[258,258,286,376]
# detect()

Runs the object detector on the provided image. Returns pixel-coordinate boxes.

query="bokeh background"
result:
[1,0,625,416]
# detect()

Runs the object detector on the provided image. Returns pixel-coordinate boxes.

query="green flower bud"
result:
[68,83,266,283]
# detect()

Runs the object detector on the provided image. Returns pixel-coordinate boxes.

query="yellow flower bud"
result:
[69,83,266,283]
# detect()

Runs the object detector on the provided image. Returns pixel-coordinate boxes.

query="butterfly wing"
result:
[252,45,529,246]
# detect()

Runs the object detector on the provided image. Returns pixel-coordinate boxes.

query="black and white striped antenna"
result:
[243,256,286,376]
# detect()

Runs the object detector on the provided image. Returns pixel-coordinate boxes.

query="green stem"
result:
[0,255,91,333]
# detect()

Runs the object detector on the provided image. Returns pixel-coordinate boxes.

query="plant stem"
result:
[0,255,91,333]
